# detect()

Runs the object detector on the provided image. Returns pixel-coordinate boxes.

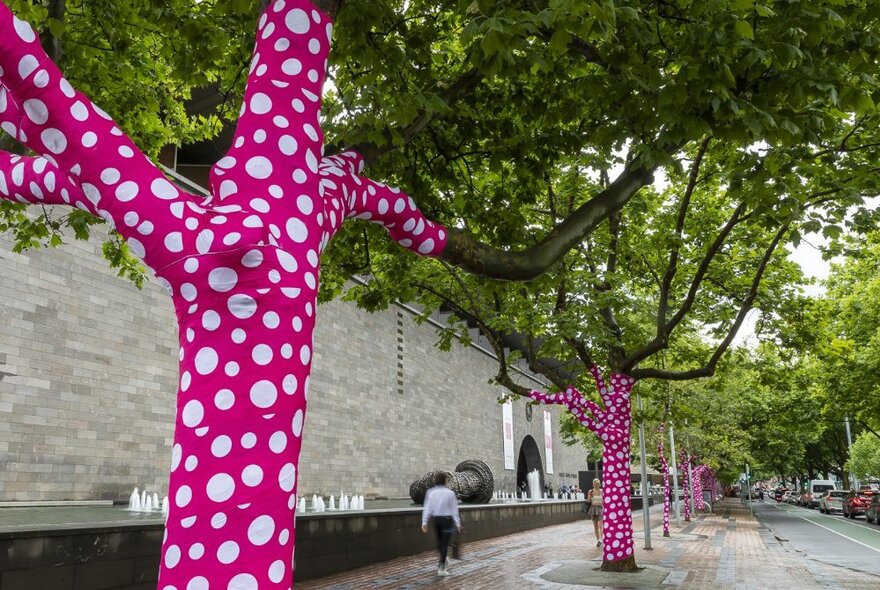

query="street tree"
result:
[2,0,880,582]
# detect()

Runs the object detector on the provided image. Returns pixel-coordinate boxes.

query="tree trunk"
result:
[680,450,691,522]
[598,374,637,571]
[524,370,642,572]
[601,554,639,573]
[0,1,446,587]
[693,465,706,510]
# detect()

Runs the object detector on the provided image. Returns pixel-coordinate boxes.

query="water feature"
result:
[527,469,542,501]
[126,487,167,513]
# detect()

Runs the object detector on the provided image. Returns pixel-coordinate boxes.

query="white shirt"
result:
[421,485,461,528]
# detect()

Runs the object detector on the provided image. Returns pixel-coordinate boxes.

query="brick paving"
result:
[296,499,880,589]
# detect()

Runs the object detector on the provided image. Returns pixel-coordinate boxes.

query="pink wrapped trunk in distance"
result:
[0,0,447,587]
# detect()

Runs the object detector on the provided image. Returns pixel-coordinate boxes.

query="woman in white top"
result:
[587,478,603,546]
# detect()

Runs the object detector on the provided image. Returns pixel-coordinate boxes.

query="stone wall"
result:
[0,232,588,502]
[0,501,587,588]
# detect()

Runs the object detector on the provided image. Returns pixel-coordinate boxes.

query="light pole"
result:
[669,423,681,526]
[746,463,752,504]
[844,416,856,490]
[684,419,696,516]
[637,394,652,549]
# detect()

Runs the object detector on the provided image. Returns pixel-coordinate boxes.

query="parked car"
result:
[819,490,848,514]
[786,490,801,504]
[798,491,814,507]
[859,483,880,494]
[866,494,880,524]
[807,480,836,508]
[843,490,873,518]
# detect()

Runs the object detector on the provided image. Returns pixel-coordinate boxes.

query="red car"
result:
[843,490,873,519]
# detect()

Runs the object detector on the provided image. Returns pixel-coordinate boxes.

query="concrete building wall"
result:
[0,232,587,502]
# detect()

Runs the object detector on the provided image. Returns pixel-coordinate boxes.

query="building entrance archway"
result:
[516,435,544,497]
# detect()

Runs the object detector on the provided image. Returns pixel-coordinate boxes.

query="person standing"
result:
[421,472,462,576]
[587,478,604,547]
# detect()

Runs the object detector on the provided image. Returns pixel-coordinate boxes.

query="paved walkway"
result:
[297,499,880,589]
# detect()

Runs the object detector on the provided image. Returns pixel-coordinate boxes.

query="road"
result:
[753,500,880,577]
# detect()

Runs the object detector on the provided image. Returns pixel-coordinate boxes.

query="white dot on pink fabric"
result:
[151,177,179,200]
[276,250,298,272]
[284,9,310,34]
[286,218,308,243]
[164,545,181,569]
[215,389,234,411]
[250,380,278,409]
[208,267,238,293]
[211,435,232,458]
[241,249,264,268]
[228,573,258,590]
[206,473,235,502]
[227,294,257,319]
[194,347,219,375]
[217,541,239,564]
[269,432,287,453]
[278,463,296,492]
[282,374,297,395]
[242,465,264,487]
[245,156,273,179]
[292,409,304,437]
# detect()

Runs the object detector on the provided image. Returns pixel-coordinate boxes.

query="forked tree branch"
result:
[631,221,790,380]
[623,200,749,369]
[657,137,710,333]
[440,164,656,280]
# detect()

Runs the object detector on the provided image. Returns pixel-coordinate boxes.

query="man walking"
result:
[421,472,462,576]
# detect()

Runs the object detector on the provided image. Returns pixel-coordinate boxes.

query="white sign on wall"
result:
[544,410,554,474]
[502,401,514,470]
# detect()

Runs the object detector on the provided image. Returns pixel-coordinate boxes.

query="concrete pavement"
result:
[296,498,880,589]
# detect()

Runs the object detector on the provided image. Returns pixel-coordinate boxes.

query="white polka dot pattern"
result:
[527,365,637,565]
[0,1,450,588]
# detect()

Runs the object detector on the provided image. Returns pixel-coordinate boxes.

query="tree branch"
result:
[631,221,790,381]
[657,137,710,334]
[623,200,748,370]
[40,0,66,63]
[344,68,484,166]
[439,164,656,280]
[536,27,607,68]
[311,0,343,19]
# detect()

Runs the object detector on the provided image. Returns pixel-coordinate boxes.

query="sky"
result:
[733,234,832,347]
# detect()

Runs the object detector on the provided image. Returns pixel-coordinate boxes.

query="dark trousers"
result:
[432,516,455,565]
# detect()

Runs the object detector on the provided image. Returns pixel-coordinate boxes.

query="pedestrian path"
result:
[296,499,880,589]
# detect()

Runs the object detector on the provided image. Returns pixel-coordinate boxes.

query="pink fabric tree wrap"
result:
[679,449,692,522]
[526,366,635,563]
[0,1,447,587]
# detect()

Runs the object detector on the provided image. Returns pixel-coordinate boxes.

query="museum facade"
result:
[0,227,588,503]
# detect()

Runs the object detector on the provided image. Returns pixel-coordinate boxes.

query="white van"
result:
[807,480,836,508]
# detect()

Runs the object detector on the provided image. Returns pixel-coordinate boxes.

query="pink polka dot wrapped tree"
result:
[0,1,448,587]
[525,365,637,568]
[680,449,692,522]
